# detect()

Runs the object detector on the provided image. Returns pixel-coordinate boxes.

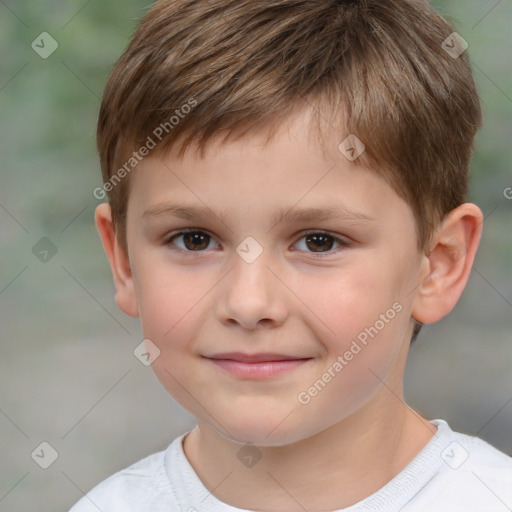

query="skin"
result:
[96,105,483,510]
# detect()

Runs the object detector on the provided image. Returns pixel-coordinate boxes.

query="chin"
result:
[211,411,310,447]
[222,427,303,447]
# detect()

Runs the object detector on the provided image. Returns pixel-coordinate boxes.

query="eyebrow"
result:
[142,202,375,225]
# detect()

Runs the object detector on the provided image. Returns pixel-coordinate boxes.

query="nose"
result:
[216,250,289,330]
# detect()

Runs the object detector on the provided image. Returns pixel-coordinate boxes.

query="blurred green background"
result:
[0,1,510,510]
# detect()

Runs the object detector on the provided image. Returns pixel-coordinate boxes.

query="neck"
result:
[183,390,436,511]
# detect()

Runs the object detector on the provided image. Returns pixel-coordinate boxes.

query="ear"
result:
[411,203,483,324]
[95,203,139,317]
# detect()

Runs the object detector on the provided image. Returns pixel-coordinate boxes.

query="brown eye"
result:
[305,233,336,252]
[165,229,348,257]
[294,231,348,257]
[167,230,216,252]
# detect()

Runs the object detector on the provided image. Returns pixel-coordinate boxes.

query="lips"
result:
[205,352,310,362]
[204,352,313,379]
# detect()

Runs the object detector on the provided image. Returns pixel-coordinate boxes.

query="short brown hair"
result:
[97,0,482,340]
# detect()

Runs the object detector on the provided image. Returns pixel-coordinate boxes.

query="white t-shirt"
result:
[68,419,512,511]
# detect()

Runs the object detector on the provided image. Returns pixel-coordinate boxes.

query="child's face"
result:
[123,107,428,446]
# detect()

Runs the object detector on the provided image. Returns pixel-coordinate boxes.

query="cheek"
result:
[290,263,408,395]
[298,258,404,341]
[132,261,213,411]
[288,298,407,442]
[132,250,207,338]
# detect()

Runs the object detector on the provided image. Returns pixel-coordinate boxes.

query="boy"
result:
[70,0,512,510]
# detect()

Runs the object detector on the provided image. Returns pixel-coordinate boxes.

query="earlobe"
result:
[95,203,139,318]
[411,203,483,324]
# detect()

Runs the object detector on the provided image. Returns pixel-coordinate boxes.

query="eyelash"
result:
[164,229,350,258]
